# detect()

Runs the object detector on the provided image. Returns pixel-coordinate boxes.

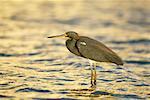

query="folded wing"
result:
[76,36,123,65]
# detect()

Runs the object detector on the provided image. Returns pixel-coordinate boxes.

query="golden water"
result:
[0,0,149,99]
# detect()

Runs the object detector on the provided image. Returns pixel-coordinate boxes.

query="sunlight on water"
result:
[0,0,149,99]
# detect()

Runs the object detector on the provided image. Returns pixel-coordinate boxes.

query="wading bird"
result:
[48,31,123,88]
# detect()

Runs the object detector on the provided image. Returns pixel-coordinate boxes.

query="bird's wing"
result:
[76,36,123,65]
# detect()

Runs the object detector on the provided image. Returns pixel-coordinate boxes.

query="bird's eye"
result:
[65,33,68,37]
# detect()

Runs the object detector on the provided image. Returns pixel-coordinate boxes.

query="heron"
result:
[48,31,123,88]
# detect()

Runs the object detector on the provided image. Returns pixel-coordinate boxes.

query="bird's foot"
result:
[90,84,96,90]
[94,80,96,85]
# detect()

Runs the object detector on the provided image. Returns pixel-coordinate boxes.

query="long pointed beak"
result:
[47,34,66,38]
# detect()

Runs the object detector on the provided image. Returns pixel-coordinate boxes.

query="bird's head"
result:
[65,31,79,40]
[48,31,79,40]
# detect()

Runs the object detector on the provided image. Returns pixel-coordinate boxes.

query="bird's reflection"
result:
[70,86,96,92]
[62,87,111,98]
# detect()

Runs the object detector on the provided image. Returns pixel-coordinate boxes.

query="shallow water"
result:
[0,0,150,99]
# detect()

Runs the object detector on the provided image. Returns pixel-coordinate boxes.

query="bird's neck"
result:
[68,38,78,42]
[72,38,78,42]
[66,38,77,47]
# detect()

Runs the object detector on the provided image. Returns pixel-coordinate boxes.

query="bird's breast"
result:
[66,39,81,56]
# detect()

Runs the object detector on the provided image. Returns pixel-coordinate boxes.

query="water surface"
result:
[0,0,149,99]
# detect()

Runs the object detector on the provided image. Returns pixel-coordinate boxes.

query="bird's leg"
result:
[89,60,96,88]
[90,63,94,87]
[93,63,97,86]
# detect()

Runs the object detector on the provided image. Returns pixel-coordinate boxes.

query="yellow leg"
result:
[90,64,94,87]
[89,60,97,88]
[93,63,97,85]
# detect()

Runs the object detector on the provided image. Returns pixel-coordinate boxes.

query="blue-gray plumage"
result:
[48,31,123,88]
[65,31,123,65]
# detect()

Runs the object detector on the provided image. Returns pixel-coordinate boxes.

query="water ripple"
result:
[33,58,56,62]
[16,87,52,93]
[91,91,144,99]
[0,94,14,98]
[57,78,74,82]
[99,79,114,82]
[132,83,150,86]
[0,53,16,57]
[91,91,110,95]
[111,39,150,45]
[32,97,76,100]
[38,69,62,72]
[125,60,150,65]
[0,52,41,57]
[111,94,144,99]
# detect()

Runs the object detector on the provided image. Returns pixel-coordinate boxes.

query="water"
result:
[0,0,150,99]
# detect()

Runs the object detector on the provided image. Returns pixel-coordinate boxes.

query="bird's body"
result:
[66,36,123,65]
[48,31,123,88]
